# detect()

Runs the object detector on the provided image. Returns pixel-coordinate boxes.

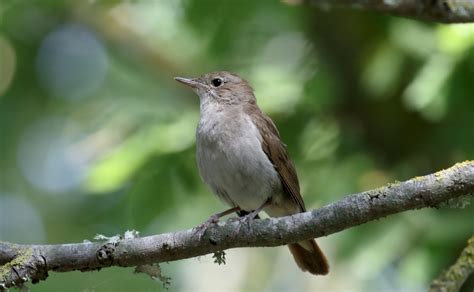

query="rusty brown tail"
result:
[288,239,329,275]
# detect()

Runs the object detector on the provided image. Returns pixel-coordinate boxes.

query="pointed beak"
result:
[174,77,203,89]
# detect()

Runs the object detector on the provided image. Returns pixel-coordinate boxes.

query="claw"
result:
[232,199,271,234]
[232,210,261,235]
[193,214,221,239]
[194,207,242,239]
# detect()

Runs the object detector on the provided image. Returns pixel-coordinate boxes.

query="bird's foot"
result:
[232,210,260,233]
[193,207,242,239]
[193,214,221,239]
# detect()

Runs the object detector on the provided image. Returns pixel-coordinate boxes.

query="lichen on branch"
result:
[0,161,473,290]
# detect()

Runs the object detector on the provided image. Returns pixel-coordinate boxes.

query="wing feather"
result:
[245,105,306,212]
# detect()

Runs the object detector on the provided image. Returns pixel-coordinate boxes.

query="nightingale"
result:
[175,71,329,275]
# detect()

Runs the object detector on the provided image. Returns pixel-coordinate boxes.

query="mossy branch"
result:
[429,235,474,292]
[1,161,474,290]
[286,0,474,23]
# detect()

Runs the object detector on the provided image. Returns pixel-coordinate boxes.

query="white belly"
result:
[196,110,281,211]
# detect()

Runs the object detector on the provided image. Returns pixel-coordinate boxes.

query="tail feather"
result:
[288,239,329,275]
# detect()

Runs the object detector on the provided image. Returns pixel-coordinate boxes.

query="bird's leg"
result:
[206,206,242,224]
[236,210,260,219]
[193,206,241,238]
[235,198,271,230]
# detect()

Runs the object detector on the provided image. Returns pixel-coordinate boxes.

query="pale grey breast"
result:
[196,103,281,211]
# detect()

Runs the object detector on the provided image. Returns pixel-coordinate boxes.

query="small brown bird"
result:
[175,71,329,275]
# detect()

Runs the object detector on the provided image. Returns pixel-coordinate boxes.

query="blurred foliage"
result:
[0,0,473,291]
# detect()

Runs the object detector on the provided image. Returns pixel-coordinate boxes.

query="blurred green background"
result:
[1,0,473,291]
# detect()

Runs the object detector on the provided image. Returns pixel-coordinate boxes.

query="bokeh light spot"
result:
[86,112,198,194]
[0,194,46,243]
[0,35,16,97]
[403,54,453,121]
[17,116,89,194]
[36,23,108,101]
[437,24,474,55]
[251,32,313,113]
[361,44,403,98]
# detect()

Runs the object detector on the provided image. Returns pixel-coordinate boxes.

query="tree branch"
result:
[286,0,474,23]
[429,235,474,292]
[1,161,473,289]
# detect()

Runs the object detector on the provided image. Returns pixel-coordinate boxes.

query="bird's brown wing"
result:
[246,105,306,212]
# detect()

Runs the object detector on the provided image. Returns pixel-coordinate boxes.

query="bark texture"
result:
[1,161,473,289]
[286,0,474,23]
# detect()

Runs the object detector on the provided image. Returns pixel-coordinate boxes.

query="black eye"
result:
[211,78,223,87]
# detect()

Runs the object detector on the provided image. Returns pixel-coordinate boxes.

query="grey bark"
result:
[429,235,474,292]
[1,161,473,289]
[290,0,474,23]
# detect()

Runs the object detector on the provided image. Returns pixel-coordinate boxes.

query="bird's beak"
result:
[174,77,203,89]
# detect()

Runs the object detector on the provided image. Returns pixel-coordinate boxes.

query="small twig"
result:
[429,235,474,292]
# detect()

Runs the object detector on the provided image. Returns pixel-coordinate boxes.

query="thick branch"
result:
[429,236,474,292]
[288,0,474,23]
[1,161,473,289]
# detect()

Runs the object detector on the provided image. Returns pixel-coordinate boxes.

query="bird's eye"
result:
[211,78,223,87]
